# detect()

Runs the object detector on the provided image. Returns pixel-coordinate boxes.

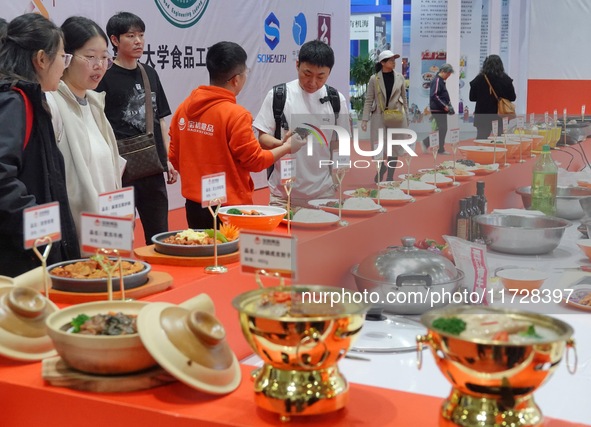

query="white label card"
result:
[332,149,351,169]
[529,113,535,125]
[23,202,62,249]
[280,158,295,182]
[98,187,135,218]
[516,116,525,129]
[448,128,460,144]
[428,131,439,148]
[80,213,134,256]
[502,117,509,130]
[491,120,498,137]
[239,231,296,279]
[582,105,586,118]
[201,173,227,207]
[553,109,558,123]
[563,108,567,124]
[544,112,549,124]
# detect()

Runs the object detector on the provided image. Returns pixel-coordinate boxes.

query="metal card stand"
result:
[450,142,460,186]
[94,248,122,301]
[431,147,441,193]
[254,269,286,289]
[374,161,386,213]
[205,199,228,274]
[502,135,510,167]
[334,168,348,227]
[32,236,53,298]
[283,179,293,235]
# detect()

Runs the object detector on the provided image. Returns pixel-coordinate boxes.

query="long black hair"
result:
[0,13,63,83]
[61,16,108,54]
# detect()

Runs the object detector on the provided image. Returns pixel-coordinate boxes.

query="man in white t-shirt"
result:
[253,40,350,207]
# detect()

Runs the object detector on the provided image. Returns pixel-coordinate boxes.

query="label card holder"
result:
[201,172,227,207]
[23,202,61,249]
[80,212,134,256]
[239,231,296,280]
[98,186,135,218]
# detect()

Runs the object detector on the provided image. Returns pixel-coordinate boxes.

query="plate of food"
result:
[564,283,591,312]
[308,198,381,216]
[380,180,437,195]
[420,167,475,181]
[152,226,239,257]
[400,172,453,188]
[282,208,340,228]
[472,163,500,175]
[48,257,151,293]
[344,187,414,206]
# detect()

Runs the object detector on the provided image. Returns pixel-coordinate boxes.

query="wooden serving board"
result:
[42,356,176,393]
[47,271,173,304]
[134,245,240,266]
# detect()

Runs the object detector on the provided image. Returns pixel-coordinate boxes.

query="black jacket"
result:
[0,78,80,277]
[429,74,451,113]
[469,73,516,126]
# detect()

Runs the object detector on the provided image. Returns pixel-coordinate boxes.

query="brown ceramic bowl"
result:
[45,300,156,375]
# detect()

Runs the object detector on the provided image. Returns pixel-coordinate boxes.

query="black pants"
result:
[432,113,448,153]
[124,173,169,245]
[185,199,219,230]
[476,117,503,139]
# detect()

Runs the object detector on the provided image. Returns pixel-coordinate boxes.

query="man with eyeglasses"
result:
[96,11,177,245]
[168,41,294,229]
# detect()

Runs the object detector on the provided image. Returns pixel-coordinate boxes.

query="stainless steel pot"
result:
[515,186,591,220]
[351,237,464,315]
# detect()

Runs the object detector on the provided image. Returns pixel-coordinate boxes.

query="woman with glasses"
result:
[46,16,122,243]
[0,13,80,277]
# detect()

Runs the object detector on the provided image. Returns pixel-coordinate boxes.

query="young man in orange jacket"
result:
[169,41,295,229]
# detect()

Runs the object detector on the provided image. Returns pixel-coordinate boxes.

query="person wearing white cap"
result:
[361,50,409,182]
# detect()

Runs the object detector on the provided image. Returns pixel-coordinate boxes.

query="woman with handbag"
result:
[46,17,122,242]
[361,50,409,182]
[0,14,80,276]
[469,54,516,139]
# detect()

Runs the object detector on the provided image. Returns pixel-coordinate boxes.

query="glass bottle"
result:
[471,195,481,241]
[456,199,470,240]
[531,145,558,216]
[476,181,488,214]
[464,197,473,240]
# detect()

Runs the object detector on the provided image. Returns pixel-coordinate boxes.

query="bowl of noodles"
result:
[417,305,576,425]
[48,257,151,293]
[232,285,371,417]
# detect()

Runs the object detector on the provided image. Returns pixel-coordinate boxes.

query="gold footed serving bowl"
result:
[233,285,370,421]
[416,306,576,427]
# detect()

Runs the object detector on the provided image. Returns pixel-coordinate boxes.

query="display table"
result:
[1,140,590,427]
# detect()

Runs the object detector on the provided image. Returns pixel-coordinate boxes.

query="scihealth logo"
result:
[154,0,209,29]
[264,13,280,50]
[292,13,307,46]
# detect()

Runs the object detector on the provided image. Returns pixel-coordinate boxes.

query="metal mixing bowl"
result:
[515,186,591,219]
[474,214,571,255]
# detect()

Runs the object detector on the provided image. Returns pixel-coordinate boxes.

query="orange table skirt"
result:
[0,361,587,427]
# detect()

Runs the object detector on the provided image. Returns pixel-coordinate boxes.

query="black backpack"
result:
[267,83,341,177]
[272,83,341,139]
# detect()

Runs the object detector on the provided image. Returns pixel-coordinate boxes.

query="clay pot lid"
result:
[137,300,241,395]
[0,284,58,361]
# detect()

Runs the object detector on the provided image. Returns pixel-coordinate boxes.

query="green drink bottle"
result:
[531,145,557,216]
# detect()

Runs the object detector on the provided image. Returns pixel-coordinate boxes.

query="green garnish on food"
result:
[284,210,294,220]
[204,229,228,243]
[432,317,467,335]
[227,208,243,215]
[369,189,379,198]
[519,325,542,339]
[71,314,90,333]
